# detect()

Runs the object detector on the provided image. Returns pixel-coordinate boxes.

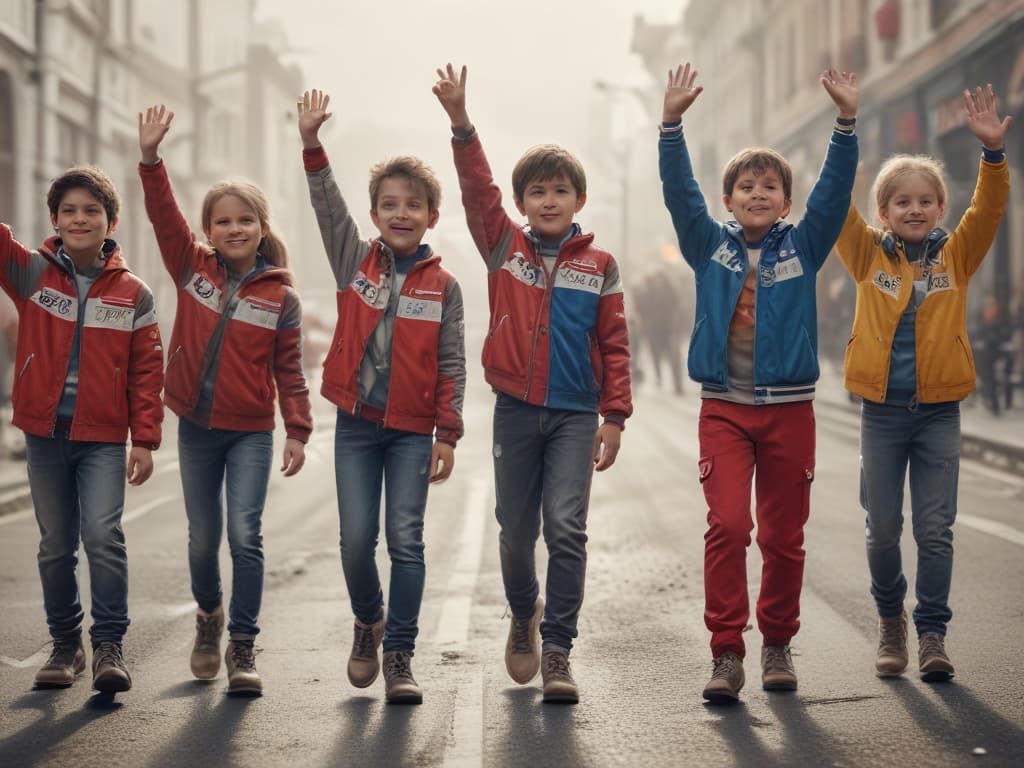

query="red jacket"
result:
[303,147,465,444]
[451,131,632,421]
[139,161,312,442]
[0,226,164,447]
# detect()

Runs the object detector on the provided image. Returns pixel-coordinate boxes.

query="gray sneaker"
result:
[761,645,798,691]
[225,635,262,696]
[918,632,955,682]
[541,648,578,704]
[383,651,422,704]
[92,641,132,693]
[34,637,86,689]
[702,651,744,704]
[190,606,225,680]
[505,596,544,684]
[348,615,385,688]
[876,612,909,677]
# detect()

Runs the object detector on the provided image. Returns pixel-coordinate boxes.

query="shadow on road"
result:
[328,696,415,765]
[0,688,124,768]
[705,699,780,768]
[144,683,254,768]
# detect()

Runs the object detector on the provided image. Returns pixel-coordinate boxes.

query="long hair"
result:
[200,180,290,271]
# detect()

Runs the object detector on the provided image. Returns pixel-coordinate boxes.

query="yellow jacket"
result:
[836,157,1009,404]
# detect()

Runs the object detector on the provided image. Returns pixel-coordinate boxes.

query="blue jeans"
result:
[492,393,598,654]
[860,400,960,636]
[334,410,432,653]
[178,419,272,637]
[25,431,128,646]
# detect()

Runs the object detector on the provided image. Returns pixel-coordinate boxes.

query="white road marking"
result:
[439,476,489,768]
[958,514,1024,547]
[0,508,33,526]
[0,647,51,669]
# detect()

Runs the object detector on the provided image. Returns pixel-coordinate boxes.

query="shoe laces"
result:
[919,632,947,659]
[352,621,380,660]
[762,645,793,673]
[711,652,740,680]
[93,641,125,670]
[509,615,534,655]
[384,651,413,681]
[46,638,80,667]
[229,640,257,672]
[879,615,906,651]
[543,650,571,679]
[195,613,221,650]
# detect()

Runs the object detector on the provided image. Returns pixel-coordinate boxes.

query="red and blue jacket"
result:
[139,160,312,442]
[0,227,164,447]
[450,131,632,422]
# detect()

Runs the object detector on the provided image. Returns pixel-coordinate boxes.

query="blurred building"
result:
[633,0,1024,323]
[0,0,312,331]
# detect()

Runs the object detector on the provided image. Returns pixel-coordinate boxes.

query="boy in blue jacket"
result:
[659,62,858,703]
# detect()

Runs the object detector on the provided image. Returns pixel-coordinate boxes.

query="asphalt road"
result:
[1,380,1022,768]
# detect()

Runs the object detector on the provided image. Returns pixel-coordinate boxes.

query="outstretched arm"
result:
[964,83,1012,150]
[297,89,332,149]
[433,63,472,132]
[138,104,174,165]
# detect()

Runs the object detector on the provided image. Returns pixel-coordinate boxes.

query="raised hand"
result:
[663,63,703,123]
[820,69,858,119]
[964,84,1012,150]
[297,89,332,150]
[138,104,174,164]
[432,63,471,130]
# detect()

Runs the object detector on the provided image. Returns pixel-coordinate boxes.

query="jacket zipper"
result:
[523,245,555,400]
[17,353,34,382]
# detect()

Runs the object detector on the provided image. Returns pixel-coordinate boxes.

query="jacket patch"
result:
[84,297,135,331]
[30,287,76,320]
[555,265,603,294]
[711,242,743,272]
[926,270,955,294]
[234,296,281,330]
[397,295,443,322]
[760,253,804,286]
[503,252,542,287]
[186,273,222,312]
[350,271,389,309]
[872,270,902,299]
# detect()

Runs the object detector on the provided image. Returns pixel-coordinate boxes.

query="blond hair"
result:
[200,180,290,270]
[872,154,948,216]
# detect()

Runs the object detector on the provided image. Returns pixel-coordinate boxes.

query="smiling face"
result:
[878,172,945,245]
[370,176,439,257]
[723,169,791,243]
[204,193,267,274]
[50,187,117,262]
[514,174,586,241]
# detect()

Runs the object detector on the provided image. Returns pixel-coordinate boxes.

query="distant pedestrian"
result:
[0,167,164,694]
[434,63,632,704]
[972,294,1013,415]
[834,84,1011,682]
[138,105,313,696]
[296,89,466,705]
[659,62,859,703]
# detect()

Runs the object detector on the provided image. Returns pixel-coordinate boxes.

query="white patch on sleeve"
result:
[397,295,443,322]
[30,287,77,322]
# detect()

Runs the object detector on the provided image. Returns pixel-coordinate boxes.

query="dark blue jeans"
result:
[492,394,598,654]
[25,431,128,645]
[334,410,432,653]
[178,419,273,637]
[860,400,960,636]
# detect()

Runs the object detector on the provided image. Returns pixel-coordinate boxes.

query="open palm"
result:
[663,63,703,122]
[138,104,174,159]
[964,84,1012,150]
[298,89,332,147]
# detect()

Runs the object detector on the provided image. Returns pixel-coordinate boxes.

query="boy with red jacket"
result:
[434,64,632,704]
[0,166,164,694]
[298,89,466,704]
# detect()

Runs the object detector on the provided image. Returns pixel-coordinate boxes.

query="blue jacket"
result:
[659,128,858,403]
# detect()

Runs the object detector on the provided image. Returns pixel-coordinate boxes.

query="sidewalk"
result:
[816,360,1024,477]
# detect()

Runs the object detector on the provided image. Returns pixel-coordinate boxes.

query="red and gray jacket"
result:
[0,227,164,447]
[139,160,312,442]
[451,131,632,423]
[303,146,466,445]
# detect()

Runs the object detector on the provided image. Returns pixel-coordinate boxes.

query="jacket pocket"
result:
[11,353,34,410]
[587,331,603,392]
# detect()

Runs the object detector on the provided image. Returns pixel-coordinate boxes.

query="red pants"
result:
[697,399,815,659]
